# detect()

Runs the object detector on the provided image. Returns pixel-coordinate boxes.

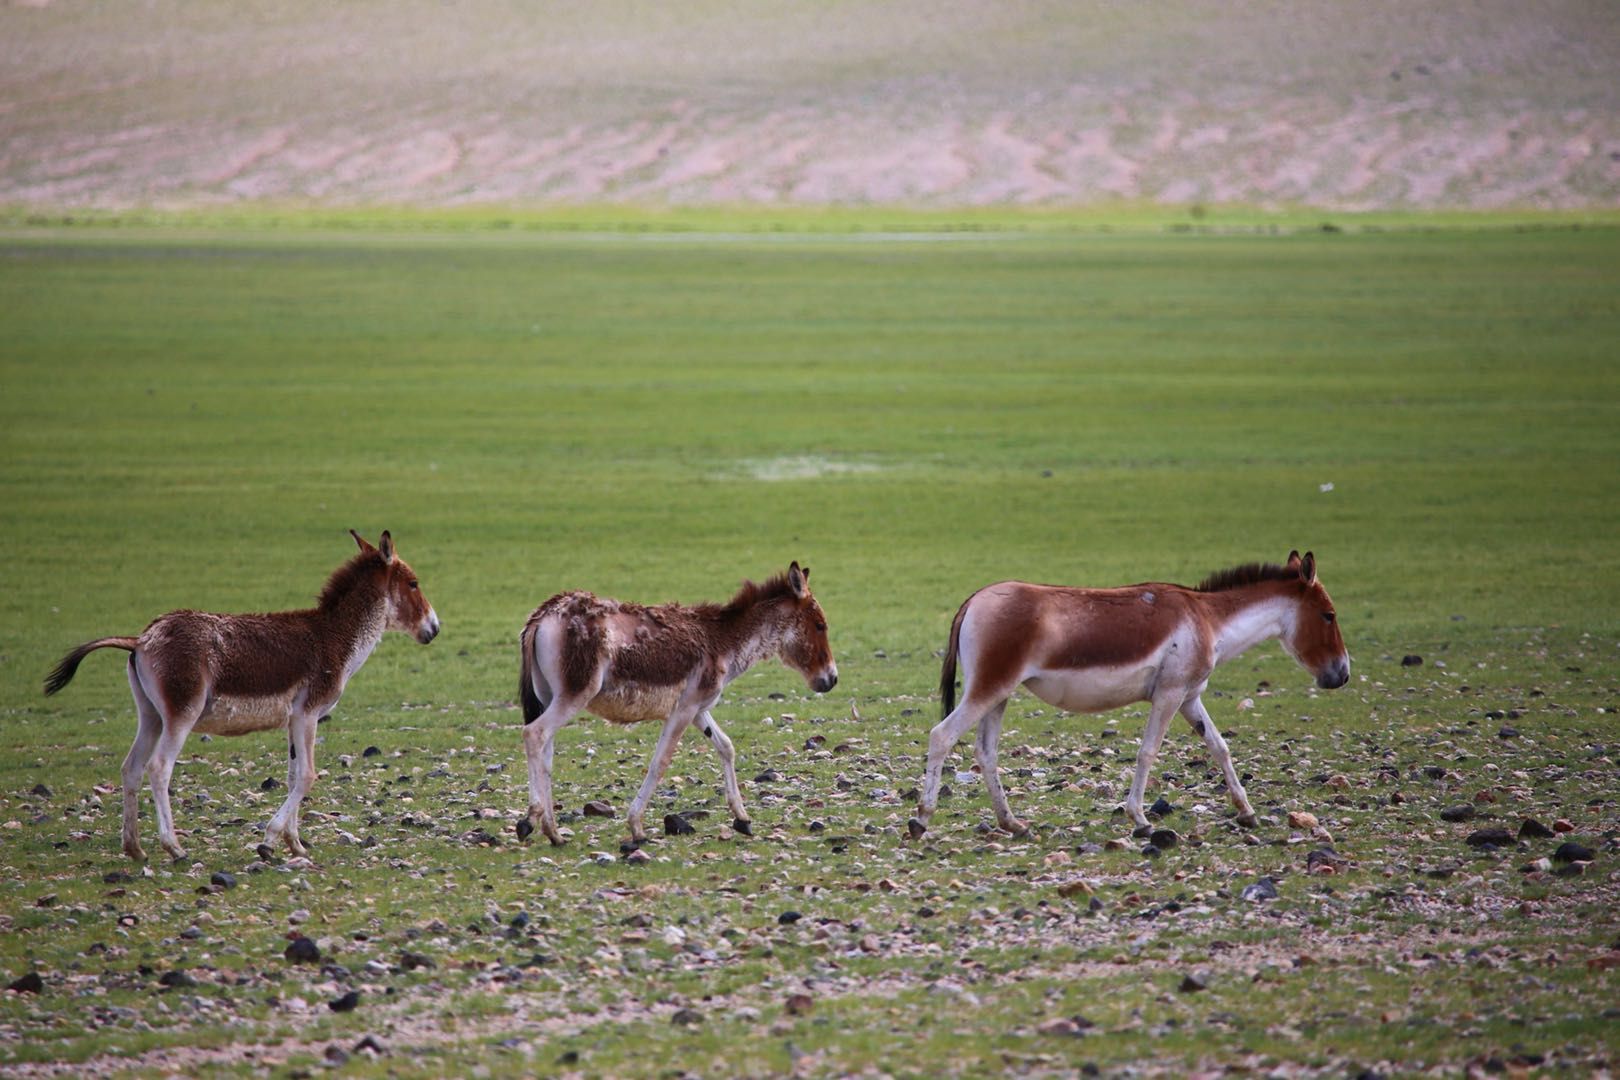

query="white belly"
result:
[1023,664,1155,714]
[194,692,297,736]
[587,683,683,725]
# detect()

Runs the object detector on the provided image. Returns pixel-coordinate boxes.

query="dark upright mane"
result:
[1195,562,1297,593]
[718,572,797,615]
[317,551,386,610]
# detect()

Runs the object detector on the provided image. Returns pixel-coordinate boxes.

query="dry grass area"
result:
[2,0,1618,210]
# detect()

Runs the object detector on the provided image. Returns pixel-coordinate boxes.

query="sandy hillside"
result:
[2,0,1618,210]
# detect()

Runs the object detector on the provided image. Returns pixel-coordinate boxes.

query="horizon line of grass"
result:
[4,201,1620,237]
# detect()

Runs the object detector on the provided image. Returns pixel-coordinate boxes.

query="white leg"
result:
[1125,691,1182,834]
[914,696,996,832]
[266,712,319,856]
[1181,696,1257,827]
[696,711,750,832]
[121,661,163,861]
[146,719,196,861]
[973,702,1022,834]
[625,704,703,844]
[520,694,585,845]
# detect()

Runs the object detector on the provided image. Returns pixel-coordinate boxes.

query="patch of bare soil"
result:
[2,1,1617,210]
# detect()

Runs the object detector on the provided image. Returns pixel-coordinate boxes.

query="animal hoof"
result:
[906,818,927,841]
[732,818,753,837]
[1131,823,1153,839]
[1236,813,1258,829]
[619,839,641,854]
[515,818,533,842]
[1006,819,1031,837]
[124,844,147,862]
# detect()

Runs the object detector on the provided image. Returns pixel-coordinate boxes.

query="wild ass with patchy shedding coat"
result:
[44,530,440,860]
[912,551,1349,839]
[517,562,837,847]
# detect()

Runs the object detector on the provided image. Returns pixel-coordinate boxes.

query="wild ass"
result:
[517,561,837,847]
[912,551,1349,839]
[44,530,440,860]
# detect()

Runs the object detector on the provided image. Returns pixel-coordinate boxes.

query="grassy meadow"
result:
[1,214,1618,1077]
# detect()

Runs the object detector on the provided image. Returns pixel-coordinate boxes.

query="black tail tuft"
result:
[939,596,971,720]
[519,627,544,724]
[43,637,137,696]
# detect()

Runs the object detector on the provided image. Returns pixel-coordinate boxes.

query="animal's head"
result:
[1279,550,1348,689]
[777,561,838,694]
[350,529,440,645]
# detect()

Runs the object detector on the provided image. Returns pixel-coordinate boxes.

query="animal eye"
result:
[815,621,826,632]
[409,580,420,591]
[1322,611,1335,623]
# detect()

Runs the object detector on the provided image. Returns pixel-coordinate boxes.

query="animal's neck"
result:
[318,586,390,679]
[1208,590,1292,665]
[722,602,788,680]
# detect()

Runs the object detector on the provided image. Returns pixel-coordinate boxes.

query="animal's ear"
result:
[378,530,396,565]
[1286,549,1302,569]
[350,529,376,554]
[1299,551,1316,584]
[788,561,808,598]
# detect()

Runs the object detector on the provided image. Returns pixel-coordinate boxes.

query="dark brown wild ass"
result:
[44,530,440,860]
[517,561,837,847]
[912,551,1349,839]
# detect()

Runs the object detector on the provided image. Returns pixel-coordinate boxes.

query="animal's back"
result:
[526,590,710,723]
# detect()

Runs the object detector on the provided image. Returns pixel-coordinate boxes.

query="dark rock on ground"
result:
[664,813,696,836]
[329,990,360,1012]
[1465,827,1514,848]
[7,972,44,994]
[1518,818,1556,839]
[1553,841,1595,863]
[1241,877,1279,902]
[1440,805,1477,822]
[285,937,321,963]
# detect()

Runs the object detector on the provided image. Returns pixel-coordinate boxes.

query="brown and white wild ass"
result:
[912,551,1349,839]
[44,530,440,861]
[517,562,837,847]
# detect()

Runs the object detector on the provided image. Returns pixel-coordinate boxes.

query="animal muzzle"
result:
[810,667,838,694]
[417,610,441,645]
[1316,656,1350,689]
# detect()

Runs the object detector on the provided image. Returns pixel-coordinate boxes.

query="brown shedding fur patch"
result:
[316,551,387,610]
[1195,562,1298,593]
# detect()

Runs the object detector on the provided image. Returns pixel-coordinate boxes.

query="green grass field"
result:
[2,215,1618,1077]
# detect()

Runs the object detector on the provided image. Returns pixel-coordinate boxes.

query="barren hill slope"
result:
[2,0,1617,209]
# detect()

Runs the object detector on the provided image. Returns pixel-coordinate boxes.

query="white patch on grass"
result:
[733,455,885,481]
